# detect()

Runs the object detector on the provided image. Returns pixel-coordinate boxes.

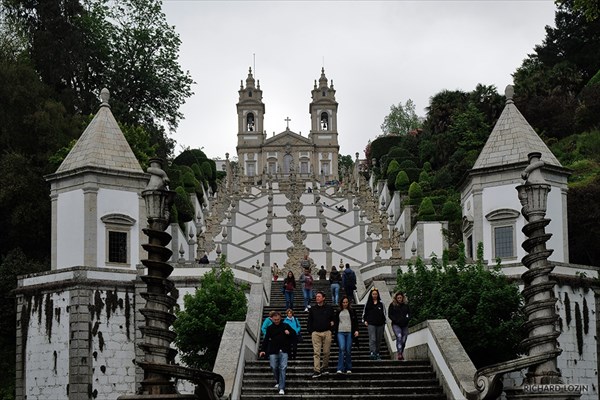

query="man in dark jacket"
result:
[259,311,295,395]
[307,291,335,378]
[342,263,357,300]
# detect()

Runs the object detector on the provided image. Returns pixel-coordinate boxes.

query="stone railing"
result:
[212,280,266,399]
[405,320,477,400]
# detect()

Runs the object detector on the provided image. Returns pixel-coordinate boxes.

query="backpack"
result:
[345,269,356,288]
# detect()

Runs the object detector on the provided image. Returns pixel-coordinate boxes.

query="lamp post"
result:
[120,158,224,399]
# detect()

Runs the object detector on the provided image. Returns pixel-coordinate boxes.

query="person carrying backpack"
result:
[342,263,356,300]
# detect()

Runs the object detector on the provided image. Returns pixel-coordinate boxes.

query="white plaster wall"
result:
[405,228,418,258]
[482,184,565,263]
[90,288,136,399]
[24,292,70,399]
[97,188,141,269]
[57,190,84,268]
[423,223,445,258]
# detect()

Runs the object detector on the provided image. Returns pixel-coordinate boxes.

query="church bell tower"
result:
[237,67,265,177]
[309,68,339,178]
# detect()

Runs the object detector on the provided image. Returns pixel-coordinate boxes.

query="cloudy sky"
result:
[161,0,557,160]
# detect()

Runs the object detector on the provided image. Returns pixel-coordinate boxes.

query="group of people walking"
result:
[280,263,357,312]
[262,264,411,395]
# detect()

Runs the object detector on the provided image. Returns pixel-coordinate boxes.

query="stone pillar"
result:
[83,186,98,267]
[504,152,581,400]
[69,285,93,399]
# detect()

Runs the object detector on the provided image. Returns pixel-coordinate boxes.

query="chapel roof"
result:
[472,85,562,170]
[55,89,143,174]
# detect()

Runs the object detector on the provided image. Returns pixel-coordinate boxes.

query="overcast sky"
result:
[161,0,557,160]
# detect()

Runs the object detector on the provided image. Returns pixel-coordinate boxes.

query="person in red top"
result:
[282,271,296,310]
[299,267,314,311]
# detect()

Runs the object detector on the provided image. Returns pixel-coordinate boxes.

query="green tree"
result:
[394,170,410,194]
[381,99,422,135]
[407,182,423,205]
[173,257,248,370]
[386,159,401,191]
[338,154,354,180]
[396,258,525,367]
[417,197,436,220]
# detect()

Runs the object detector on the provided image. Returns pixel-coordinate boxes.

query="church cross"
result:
[285,117,291,130]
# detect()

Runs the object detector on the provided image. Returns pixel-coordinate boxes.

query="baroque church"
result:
[14,70,599,400]
[236,67,339,182]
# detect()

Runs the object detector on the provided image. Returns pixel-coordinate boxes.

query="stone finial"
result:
[505,85,514,103]
[100,88,110,107]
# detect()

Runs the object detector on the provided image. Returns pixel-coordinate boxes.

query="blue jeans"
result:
[330,283,340,305]
[392,324,409,354]
[303,288,313,308]
[269,351,288,390]
[284,290,294,310]
[336,332,353,372]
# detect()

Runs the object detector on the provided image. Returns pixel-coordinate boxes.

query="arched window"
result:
[320,112,329,130]
[246,113,255,131]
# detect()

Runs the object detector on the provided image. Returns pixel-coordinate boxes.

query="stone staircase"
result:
[240,280,447,399]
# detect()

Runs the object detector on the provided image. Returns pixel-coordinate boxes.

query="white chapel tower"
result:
[46,88,148,270]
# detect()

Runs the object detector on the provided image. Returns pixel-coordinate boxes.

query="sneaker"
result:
[321,370,329,375]
[369,353,376,360]
[346,370,352,374]
[375,353,381,360]
[304,307,308,312]
[279,389,285,395]
[311,371,321,378]
[397,353,404,361]
[274,383,279,388]
[336,370,343,374]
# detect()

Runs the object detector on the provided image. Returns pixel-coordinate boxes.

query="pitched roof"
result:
[55,89,142,174]
[472,86,561,169]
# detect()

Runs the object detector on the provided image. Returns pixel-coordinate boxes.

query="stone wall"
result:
[503,283,598,400]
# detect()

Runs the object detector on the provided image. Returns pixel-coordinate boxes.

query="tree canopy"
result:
[173,257,248,370]
[396,254,525,368]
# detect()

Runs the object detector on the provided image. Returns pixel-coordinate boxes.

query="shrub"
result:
[408,182,423,205]
[396,257,525,368]
[173,256,248,370]
[395,170,410,193]
[418,197,436,220]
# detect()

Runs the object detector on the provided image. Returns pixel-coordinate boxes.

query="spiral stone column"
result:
[120,159,224,399]
[505,152,580,399]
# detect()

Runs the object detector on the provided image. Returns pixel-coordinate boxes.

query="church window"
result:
[322,90,326,96]
[321,162,330,175]
[268,162,277,174]
[249,90,253,97]
[486,208,519,261]
[108,231,127,263]
[246,162,256,177]
[246,113,255,131]
[283,154,293,174]
[101,213,135,266]
[300,161,309,174]
[494,226,514,258]
[320,112,329,130]
[466,235,474,259]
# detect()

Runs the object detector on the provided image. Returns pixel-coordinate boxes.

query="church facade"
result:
[236,67,339,182]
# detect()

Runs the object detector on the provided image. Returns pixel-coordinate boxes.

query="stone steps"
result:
[238,283,447,399]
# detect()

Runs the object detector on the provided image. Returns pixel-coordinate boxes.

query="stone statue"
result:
[146,159,170,191]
